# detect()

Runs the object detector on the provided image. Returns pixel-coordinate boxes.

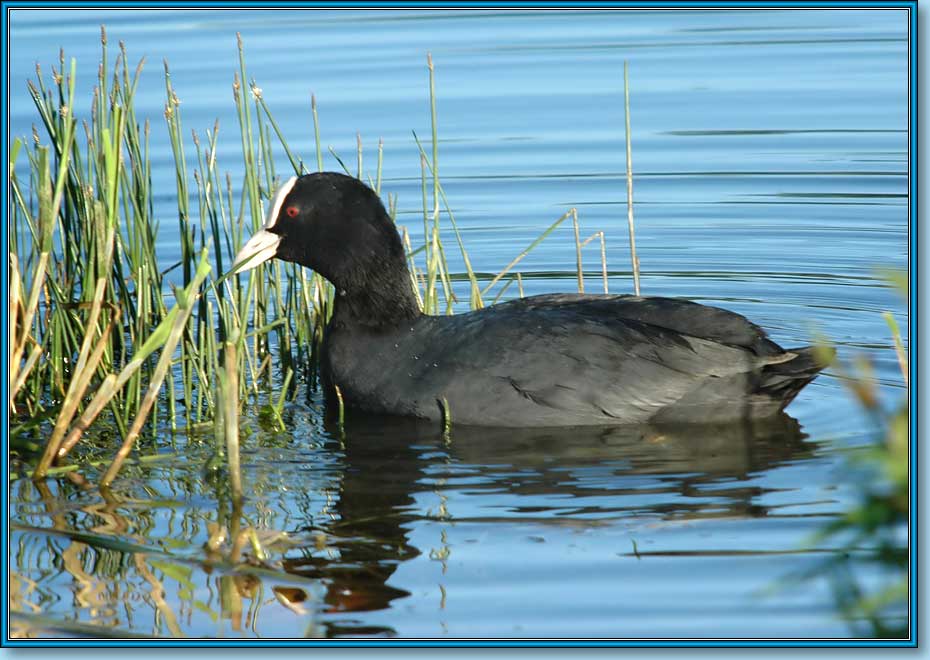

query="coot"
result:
[233,172,830,427]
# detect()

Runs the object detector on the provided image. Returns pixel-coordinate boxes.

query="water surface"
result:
[8,8,909,639]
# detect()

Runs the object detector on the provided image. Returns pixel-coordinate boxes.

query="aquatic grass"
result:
[217,327,242,503]
[311,93,323,172]
[13,448,183,482]
[882,311,907,386]
[101,249,212,487]
[34,279,115,475]
[439,397,452,438]
[375,137,384,195]
[580,230,610,294]
[572,208,584,293]
[571,211,611,295]
[412,131,481,310]
[479,209,576,297]
[333,384,346,431]
[623,61,641,296]
[12,37,246,482]
[11,57,77,410]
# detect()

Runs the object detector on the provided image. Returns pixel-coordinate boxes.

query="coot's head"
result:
[233,172,419,323]
[233,172,404,283]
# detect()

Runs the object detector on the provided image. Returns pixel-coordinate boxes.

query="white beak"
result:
[231,229,281,274]
[230,176,298,275]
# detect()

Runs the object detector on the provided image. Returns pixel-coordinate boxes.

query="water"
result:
[8,9,909,639]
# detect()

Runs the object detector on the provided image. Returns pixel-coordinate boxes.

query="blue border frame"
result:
[2,0,917,649]
[0,1,921,7]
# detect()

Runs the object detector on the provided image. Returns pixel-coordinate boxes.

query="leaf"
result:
[10,137,21,171]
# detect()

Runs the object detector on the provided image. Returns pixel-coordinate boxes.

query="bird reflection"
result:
[282,412,815,637]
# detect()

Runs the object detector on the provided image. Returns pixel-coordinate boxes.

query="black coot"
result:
[233,172,830,427]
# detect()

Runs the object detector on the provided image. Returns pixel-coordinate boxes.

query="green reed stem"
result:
[480,209,575,297]
[623,61,641,296]
[100,249,211,487]
[311,93,323,172]
[572,208,584,294]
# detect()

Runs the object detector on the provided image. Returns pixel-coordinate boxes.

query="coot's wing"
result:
[498,293,785,357]
[407,302,780,426]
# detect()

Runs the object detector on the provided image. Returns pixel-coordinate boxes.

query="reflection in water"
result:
[8,411,819,638]
[285,412,815,636]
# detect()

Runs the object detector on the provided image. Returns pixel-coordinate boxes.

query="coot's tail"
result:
[760,345,835,411]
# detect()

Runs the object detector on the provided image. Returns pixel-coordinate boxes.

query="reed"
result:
[333,384,345,432]
[882,311,908,386]
[623,61,641,296]
[100,249,212,487]
[580,231,609,294]
[439,397,452,438]
[480,210,575,297]
[217,326,242,503]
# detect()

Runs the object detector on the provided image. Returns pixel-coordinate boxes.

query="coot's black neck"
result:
[318,197,423,329]
[330,264,422,329]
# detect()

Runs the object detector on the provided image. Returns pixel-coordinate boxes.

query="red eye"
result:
[285,206,299,218]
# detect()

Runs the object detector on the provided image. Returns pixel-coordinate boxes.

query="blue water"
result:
[8,8,909,639]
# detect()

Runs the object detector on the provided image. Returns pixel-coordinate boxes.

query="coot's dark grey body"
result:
[323,292,823,427]
[233,172,829,428]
